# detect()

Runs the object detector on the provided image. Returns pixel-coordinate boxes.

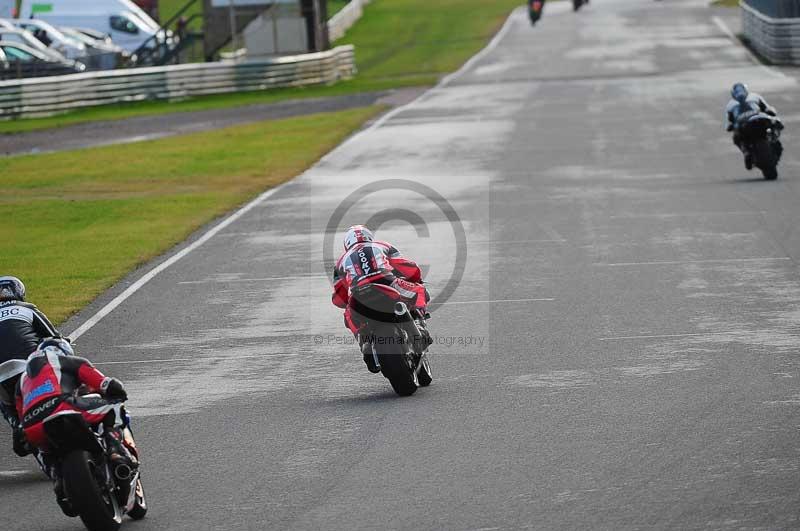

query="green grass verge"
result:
[711,0,739,6]
[1,0,520,134]
[328,0,350,17]
[159,0,204,29]
[0,106,381,324]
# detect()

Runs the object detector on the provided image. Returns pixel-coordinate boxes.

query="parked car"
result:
[71,27,115,46]
[0,27,70,62]
[60,26,128,69]
[18,0,167,54]
[11,19,87,60]
[0,40,85,79]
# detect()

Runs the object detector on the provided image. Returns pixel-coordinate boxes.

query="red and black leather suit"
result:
[332,241,429,335]
[15,350,121,451]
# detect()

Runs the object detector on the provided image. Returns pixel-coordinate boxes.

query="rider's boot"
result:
[744,151,753,170]
[12,426,32,457]
[360,339,380,373]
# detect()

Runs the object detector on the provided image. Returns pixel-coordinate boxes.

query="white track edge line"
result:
[70,184,287,340]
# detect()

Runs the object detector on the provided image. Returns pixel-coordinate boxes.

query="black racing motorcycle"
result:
[350,283,433,396]
[737,111,783,180]
[528,0,544,25]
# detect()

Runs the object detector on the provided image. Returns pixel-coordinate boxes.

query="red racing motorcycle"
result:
[349,282,433,396]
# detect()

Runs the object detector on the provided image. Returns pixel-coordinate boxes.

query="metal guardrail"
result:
[742,0,800,18]
[328,0,372,42]
[741,1,800,64]
[0,45,355,119]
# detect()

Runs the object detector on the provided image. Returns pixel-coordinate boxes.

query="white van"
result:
[0,0,15,19]
[18,0,163,54]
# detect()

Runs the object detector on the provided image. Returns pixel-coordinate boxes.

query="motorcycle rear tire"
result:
[63,450,123,531]
[376,331,418,396]
[754,140,778,180]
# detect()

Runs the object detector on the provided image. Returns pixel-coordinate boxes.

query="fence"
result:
[741,0,800,18]
[328,0,372,42]
[0,45,355,119]
[741,0,800,64]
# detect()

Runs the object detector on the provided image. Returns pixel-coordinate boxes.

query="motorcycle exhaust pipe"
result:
[114,464,134,481]
[394,302,425,347]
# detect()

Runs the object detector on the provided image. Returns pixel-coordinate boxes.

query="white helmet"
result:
[343,225,374,251]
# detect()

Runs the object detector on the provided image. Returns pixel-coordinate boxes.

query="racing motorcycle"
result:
[350,283,433,396]
[736,111,783,180]
[528,0,544,25]
[0,359,146,531]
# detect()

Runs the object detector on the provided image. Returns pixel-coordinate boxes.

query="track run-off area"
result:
[3,0,800,529]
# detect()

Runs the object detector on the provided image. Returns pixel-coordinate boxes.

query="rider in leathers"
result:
[332,226,430,372]
[15,338,136,516]
[725,83,783,169]
[0,276,61,457]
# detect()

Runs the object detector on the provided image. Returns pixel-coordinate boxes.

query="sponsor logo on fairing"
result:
[23,380,55,407]
[23,395,60,426]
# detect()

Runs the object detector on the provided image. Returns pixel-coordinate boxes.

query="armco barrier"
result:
[0,45,355,120]
[328,0,372,42]
[741,0,800,64]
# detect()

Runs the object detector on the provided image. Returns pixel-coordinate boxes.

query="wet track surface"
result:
[3,0,800,529]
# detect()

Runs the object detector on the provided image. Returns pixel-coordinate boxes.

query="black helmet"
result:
[0,276,25,302]
[731,83,749,103]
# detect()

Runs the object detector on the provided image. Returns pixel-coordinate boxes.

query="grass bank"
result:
[0,106,381,323]
[1,0,520,134]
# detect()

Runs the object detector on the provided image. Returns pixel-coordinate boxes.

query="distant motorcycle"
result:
[528,0,545,25]
[349,283,433,396]
[736,111,783,180]
[573,0,589,11]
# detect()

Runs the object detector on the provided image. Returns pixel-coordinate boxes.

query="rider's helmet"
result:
[36,338,75,358]
[0,276,26,302]
[731,83,749,103]
[343,225,374,251]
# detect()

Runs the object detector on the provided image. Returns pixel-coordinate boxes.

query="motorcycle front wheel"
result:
[63,450,123,531]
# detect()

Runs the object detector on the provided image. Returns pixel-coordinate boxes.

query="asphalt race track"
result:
[3,0,800,529]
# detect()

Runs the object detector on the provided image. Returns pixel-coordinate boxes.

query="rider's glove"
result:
[101,378,128,402]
